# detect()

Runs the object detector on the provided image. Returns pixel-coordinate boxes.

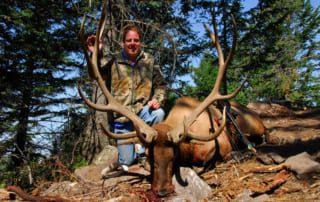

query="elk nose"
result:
[158,188,170,197]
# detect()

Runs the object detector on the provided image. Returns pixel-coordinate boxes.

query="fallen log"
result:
[248,171,291,194]
[248,164,289,173]
[6,186,74,202]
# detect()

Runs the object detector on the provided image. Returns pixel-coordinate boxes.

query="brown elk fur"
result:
[147,97,266,196]
[230,101,267,136]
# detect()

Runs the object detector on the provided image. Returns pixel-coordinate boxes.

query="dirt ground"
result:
[2,104,320,201]
[198,105,320,201]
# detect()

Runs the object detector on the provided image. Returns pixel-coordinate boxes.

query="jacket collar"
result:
[119,50,144,66]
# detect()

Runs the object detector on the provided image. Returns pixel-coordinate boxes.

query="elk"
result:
[79,2,266,197]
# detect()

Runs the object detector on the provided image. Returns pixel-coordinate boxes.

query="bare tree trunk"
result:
[81,83,110,163]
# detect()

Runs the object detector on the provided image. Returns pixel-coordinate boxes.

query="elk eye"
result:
[178,133,183,140]
[140,133,147,139]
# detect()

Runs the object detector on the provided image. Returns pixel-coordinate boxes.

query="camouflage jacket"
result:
[98,50,167,123]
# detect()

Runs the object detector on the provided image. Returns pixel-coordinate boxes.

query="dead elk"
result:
[78,2,266,197]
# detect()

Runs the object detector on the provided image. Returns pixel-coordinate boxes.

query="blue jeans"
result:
[114,105,165,165]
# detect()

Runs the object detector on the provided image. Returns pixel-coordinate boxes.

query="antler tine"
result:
[211,9,225,75]
[168,11,242,144]
[117,137,141,145]
[78,2,157,143]
[100,123,137,139]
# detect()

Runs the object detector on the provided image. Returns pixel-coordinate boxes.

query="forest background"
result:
[0,0,319,189]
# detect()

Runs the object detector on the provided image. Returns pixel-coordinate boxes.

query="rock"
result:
[284,152,320,179]
[268,152,285,164]
[247,102,272,115]
[92,145,118,166]
[257,152,286,165]
[41,181,87,196]
[170,167,211,201]
[127,164,150,176]
[0,188,16,201]
[257,153,274,165]
[253,194,270,202]
[233,189,254,202]
[234,190,270,202]
[74,164,104,183]
[247,102,293,117]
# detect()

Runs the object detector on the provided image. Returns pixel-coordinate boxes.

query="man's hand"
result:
[148,99,160,110]
[87,35,102,53]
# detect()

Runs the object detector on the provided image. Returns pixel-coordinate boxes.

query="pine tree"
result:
[191,0,320,107]
[0,0,89,185]
[238,0,320,106]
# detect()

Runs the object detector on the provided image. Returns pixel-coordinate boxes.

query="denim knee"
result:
[152,108,165,124]
[139,105,165,125]
[117,143,135,165]
[113,124,136,166]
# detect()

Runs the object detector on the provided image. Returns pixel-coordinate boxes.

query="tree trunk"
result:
[80,83,110,163]
[13,72,32,167]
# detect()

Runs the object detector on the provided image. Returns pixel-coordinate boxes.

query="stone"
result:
[0,188,16,201]
[233,189,254,202]
[74,164,104,183]
[253,194,270,202]
[41,181,87,196]
[170,167,211,201]
[284,152,320,179]
[256,153,274,165]
[92,145,118,166]
[234,190,269,202]
[268,152,285,164]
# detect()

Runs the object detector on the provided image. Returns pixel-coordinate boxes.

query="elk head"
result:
[79,2,243,197]
[147,11,243,196]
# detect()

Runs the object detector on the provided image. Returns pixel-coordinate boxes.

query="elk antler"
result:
[168,12,244,143]
[78,2,157,143]
[99,123,137,139]
[100,123,141,145]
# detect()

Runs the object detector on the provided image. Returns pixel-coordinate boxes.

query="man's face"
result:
[123,30,142,61]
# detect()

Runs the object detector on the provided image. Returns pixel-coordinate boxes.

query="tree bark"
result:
[80,83,110,163]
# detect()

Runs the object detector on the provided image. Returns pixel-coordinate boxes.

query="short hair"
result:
[122,24,142,42]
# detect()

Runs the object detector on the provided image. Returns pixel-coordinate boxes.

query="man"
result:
[87,24,166,171]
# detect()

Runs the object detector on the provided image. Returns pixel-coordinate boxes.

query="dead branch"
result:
[248,164,289,173]
[248,171,291,194]
[6,186,75,202]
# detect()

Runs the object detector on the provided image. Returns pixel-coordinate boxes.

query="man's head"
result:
[122,24,142,61]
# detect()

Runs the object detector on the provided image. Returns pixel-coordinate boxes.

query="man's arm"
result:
[151,62,167,109]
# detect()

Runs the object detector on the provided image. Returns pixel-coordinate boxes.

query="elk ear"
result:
[183,116,188,138]
[166,132,172,142]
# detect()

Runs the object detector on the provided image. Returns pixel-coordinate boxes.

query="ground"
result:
[2,103,320,201]
[200,105,320,201]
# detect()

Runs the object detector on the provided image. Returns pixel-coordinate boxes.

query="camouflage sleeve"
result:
[152,62,167,106]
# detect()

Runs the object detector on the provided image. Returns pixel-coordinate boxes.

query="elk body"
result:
[148,97,266,196]
[79,2,266,197]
